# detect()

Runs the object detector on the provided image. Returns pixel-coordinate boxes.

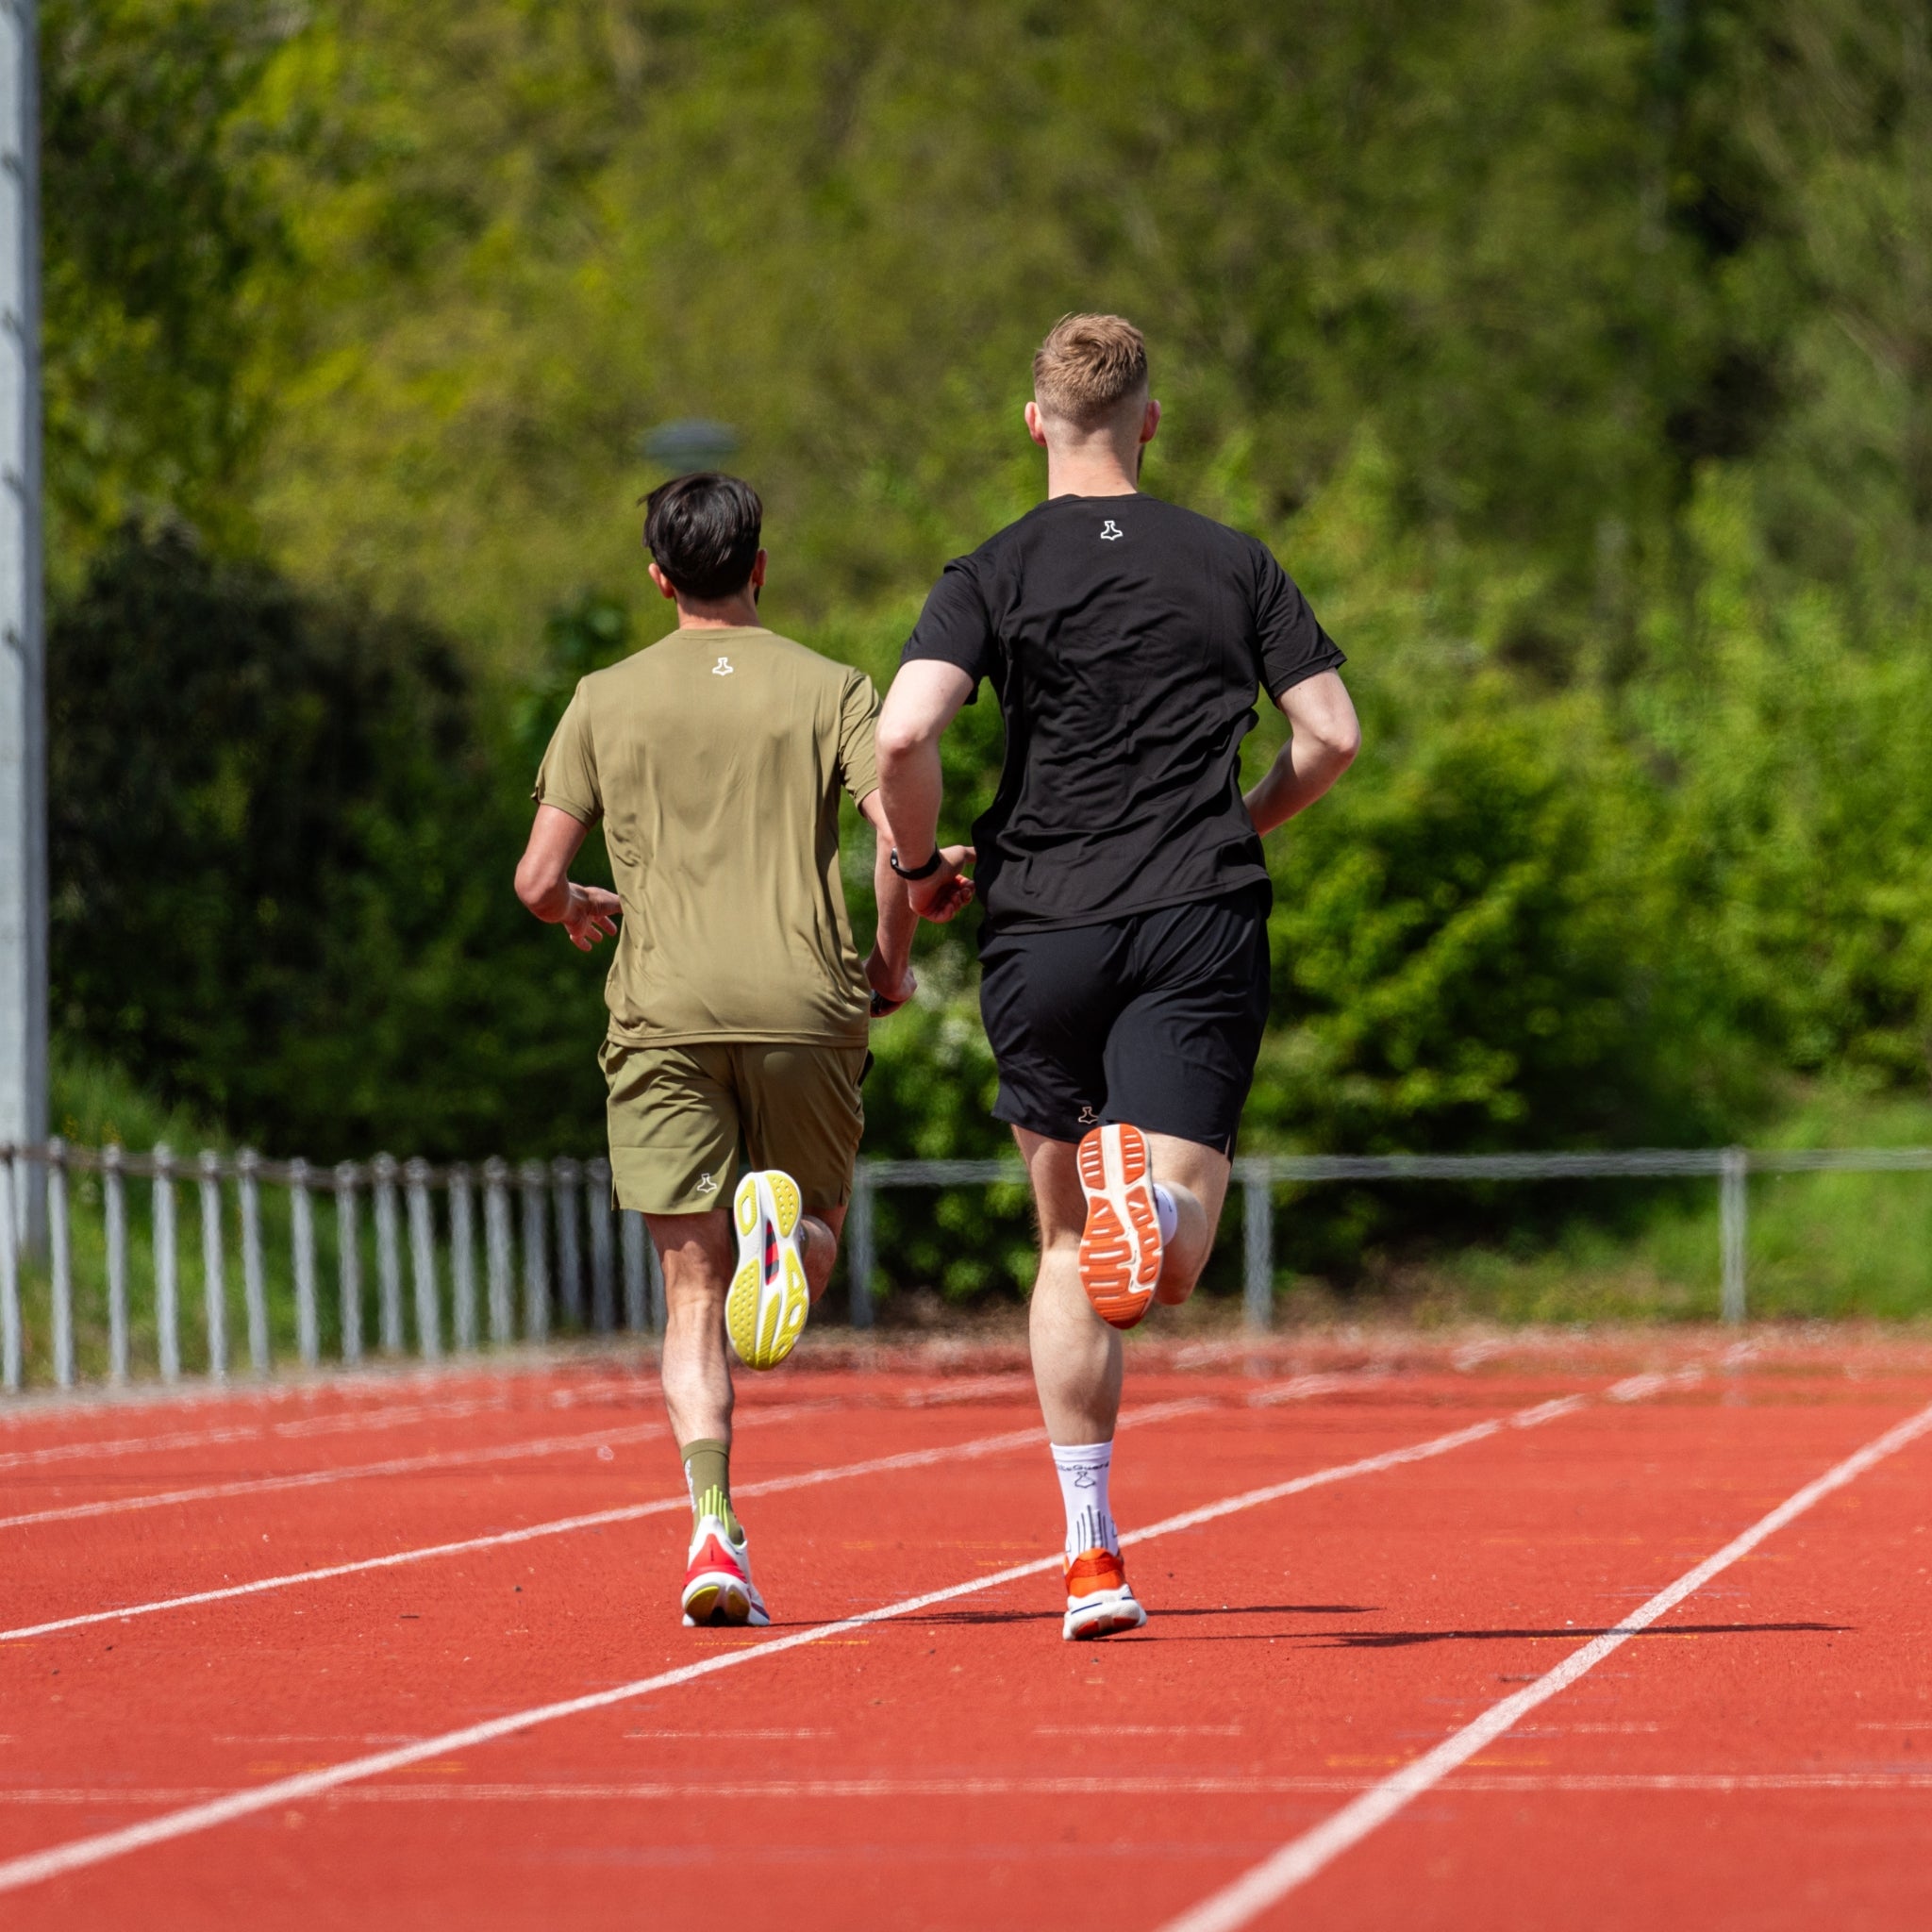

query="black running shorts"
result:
[977,883,1272,1154]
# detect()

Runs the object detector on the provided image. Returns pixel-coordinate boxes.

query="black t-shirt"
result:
[901,493,1344,936]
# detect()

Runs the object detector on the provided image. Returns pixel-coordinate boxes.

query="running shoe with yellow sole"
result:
[726,1168,811,1370]
[1076,1123,1163,1330]
[1062,1546,1147,1640]
[681,1513,771,1627]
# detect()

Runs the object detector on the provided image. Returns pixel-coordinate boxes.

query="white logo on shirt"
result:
[711,656,735,675]
[1099,520,1124,541]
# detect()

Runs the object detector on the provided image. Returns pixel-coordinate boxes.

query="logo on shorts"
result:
[695,1171,719,1194]
[711,656,734,676]
[1077,1104,1100,1127]
[1099,520,1124,542]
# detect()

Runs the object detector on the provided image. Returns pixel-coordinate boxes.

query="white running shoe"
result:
[726,1168,810,1371]
[1062,1546,1148,1641]
[1076,1124,1163,1331]
[681,1513,771,1628]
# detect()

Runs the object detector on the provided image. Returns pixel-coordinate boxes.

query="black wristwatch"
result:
[889,846,944,881]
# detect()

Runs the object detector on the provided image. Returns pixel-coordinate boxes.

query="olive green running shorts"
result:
[599,1039,868,1218]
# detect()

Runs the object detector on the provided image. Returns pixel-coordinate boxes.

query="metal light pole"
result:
[0,0,43,1248]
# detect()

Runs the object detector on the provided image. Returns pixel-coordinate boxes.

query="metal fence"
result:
[846,1144,1932,1336]
[5,1139,1932,1391]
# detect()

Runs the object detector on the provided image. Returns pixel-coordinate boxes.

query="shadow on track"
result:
[1321,1621,1847,1647]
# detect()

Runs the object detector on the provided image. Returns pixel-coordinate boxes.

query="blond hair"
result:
[1032,313,1149,430]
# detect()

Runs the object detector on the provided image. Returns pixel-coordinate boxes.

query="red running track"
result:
[0,1333,1928,1929]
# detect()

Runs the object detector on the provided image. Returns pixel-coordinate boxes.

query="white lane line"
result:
[1155,1396,1932,1932]
[1606,1367,1705,1403]
[0,1402,1204,1646]
[1247,1372,1391,1407]
[0,1375,659,1470]
[0,1424,1048,1644]
[0,1403,835,1534]
[0,1398,1542,1895]
[0,1395,523,1474]
[0,1372,1671,1630]
[11,1769,1932,1807]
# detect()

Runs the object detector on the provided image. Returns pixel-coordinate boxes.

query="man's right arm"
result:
[876,660,978,922]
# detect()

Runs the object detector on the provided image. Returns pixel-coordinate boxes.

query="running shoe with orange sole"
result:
[1063,1546,1147,1640]
[726,1168,811,1371]
[681,1512,771,1627]
[1076,1123,1163,1330]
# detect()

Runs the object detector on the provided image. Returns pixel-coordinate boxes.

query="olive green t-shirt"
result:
[533,625,881,1048]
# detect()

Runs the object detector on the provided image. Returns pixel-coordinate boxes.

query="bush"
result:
[50,524,609,1159]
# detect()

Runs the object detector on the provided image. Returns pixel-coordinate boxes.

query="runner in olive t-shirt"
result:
[515,473,969,1631]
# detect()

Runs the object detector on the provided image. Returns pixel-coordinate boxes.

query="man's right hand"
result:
[908,845,976,924]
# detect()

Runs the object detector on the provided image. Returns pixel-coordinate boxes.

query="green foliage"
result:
[35,3,1932,1309]
[48,525,609,1161]
[41,0,296,578]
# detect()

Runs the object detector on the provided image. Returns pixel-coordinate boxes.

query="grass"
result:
[1279,1085,1932,1326]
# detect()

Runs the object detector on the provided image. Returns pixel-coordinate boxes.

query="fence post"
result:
[290,1158,319,1368]
[198,1150,227,1382]
[552,1158,584,1328]
[238,1149,269,1374]
[0,1147,18,1390]
[848,1165,875,1330]
[103,1141,127,1383]
[448,1163,477,1352]
[1721,1145,1748,1324]
[46,1140,71,1388]
[372,1154,403,1353]
[587,1157,614,1333]
[520,1160,550,1342]
[620,1208,647,1333]
[153,1144,179,1383]
[482,1158,513,1344]
[1242,1159,1274,1333]
[335,1162,363,1366]
[404,1158,441,1361]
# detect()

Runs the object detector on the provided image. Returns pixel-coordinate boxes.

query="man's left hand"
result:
[561,884,622,951]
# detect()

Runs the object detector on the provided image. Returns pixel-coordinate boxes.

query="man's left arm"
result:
[876,659,978,923]
[1243,670,1361,836]
[514,804,623,951]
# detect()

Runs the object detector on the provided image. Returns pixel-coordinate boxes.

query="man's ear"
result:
[1024,399,1051,450]
[647,561,678,602]
[750,548,768,589]
[1139,397,1161,447]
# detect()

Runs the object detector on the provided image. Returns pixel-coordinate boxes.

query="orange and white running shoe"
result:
[1076,1123,1163,1330]
[681,1513,771,1628]
[726,1168,810,1371]
[1062,1546,1147,1641]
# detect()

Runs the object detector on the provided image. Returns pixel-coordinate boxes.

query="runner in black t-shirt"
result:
[877,315,1360,1641]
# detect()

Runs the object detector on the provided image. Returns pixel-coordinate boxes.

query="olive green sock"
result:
[681,1439,740,1539]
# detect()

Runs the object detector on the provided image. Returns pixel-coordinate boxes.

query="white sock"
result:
[1152,1183,1178,1245]
[1051,1441,1119,1557]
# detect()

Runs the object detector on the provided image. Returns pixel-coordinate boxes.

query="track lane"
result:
[4,1373,1907,1930]
[0,1384,1562,1890]
[1256,1387,1932,1930]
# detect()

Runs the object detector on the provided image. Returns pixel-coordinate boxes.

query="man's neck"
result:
[1044,444,1141,500]
[675,596,760,631]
